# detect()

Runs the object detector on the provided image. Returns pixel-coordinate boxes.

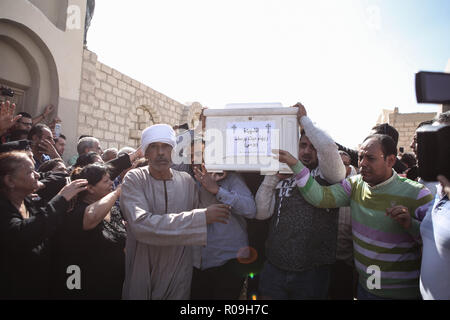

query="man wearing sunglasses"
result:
[0,103,32,143]
[14,112,33,130]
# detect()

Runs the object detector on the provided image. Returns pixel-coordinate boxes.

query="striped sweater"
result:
[290,161,434,299]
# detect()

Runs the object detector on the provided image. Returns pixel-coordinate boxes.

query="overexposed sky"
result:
[88,0,449,148]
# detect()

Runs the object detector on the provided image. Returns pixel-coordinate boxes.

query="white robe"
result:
[119,167,207,300]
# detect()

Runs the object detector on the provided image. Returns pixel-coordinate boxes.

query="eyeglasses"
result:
[18,121,32,126]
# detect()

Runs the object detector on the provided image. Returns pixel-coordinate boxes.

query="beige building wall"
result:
[78,49,204,151]
[0,0,86,160]
[378,59,449,153]
[377,108,436,153]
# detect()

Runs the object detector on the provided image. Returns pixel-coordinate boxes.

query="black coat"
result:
[0,194,69,299]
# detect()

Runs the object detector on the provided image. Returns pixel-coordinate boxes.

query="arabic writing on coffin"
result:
[226,121,275,157]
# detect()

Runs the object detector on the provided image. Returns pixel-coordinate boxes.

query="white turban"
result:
[141,124,176,153]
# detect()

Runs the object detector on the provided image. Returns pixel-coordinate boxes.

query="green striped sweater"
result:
[290,161,434,299]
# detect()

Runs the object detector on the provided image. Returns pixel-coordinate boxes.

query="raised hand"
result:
[48,117,61,138]
[42,104,54,118]
[205,203,231,224]
[194,164,220,195]
[39,138,61,159]
[0,100,22,135]
[58,179,88,201]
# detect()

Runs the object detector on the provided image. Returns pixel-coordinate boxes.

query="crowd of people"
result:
[0,98,448,300]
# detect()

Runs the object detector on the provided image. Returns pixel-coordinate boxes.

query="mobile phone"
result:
[55,123,61,138]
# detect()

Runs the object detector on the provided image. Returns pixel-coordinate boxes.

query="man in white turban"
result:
[120,124,231,300]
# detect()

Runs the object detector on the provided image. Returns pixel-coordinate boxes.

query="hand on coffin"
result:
[272,149,299,167]
[291,102,307,123]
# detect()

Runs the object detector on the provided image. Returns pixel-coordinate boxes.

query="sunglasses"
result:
[18,121,33,126]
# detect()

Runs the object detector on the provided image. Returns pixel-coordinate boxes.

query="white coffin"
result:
[203,107,299,174]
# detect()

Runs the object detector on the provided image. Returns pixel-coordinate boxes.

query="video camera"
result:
[415,71,450,181]
[0,140,32,154]
[0,86,15,97]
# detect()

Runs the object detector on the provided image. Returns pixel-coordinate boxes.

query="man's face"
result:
[358,138,395,186]
[340,154,352,177]
[145,142,173,172]
[298,135,318,170]
[14,117,33,131]
[41,128,54,142]
[32,128,54,154]
[102,150,117,162]
[86,141,103,156]
[55,137,66,156]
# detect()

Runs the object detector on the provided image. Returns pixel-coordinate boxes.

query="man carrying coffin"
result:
[255,103,346,299]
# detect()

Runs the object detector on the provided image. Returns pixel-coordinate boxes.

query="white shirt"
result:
[420,185,450,300]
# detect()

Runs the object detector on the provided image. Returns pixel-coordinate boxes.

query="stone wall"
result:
[380,108,436,153]
[78,49,203,150]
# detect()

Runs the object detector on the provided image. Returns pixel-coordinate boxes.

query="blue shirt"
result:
[420,185,450,300]
[197,172,257,270]
[34,154,51,170]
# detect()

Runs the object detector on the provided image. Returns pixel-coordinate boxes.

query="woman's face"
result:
[52,161,68,174]
[89,173,113,200]
[11,158,42,194]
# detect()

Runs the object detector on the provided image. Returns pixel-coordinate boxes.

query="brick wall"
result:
[78,49,202,150]
[382,108,436,153]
